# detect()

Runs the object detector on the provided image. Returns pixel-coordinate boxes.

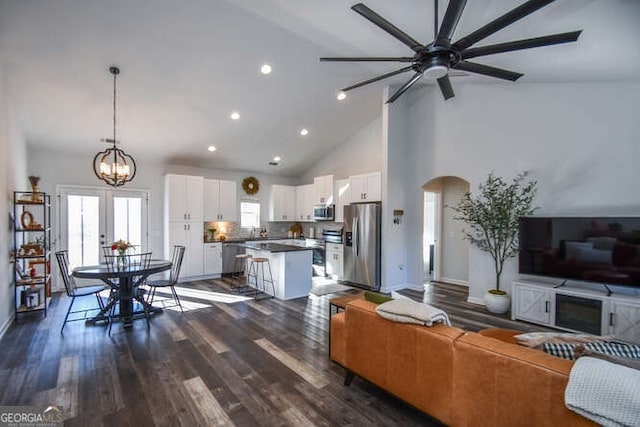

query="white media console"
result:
[512,278,640,344]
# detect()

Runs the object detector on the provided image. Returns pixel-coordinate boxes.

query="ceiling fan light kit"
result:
[320,0,582,103]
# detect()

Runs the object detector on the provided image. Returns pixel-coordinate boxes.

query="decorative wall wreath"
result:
[242,176,260,195]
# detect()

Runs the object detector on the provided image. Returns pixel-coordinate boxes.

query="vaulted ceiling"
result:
[1,0,638,176]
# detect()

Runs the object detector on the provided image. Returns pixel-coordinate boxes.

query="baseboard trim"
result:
[381,282,412,293]
[467,296,485,306]
[439,277,469,287]
[0,315,13,340]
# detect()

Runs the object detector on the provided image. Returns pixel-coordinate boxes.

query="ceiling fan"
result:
[320,0,582,103]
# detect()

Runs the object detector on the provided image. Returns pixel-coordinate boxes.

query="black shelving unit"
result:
[13,191,51,319]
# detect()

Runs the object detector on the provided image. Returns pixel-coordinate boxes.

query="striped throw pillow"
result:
[543,342,640,360]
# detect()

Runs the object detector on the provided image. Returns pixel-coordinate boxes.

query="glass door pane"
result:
[67,195,101,269]
[113,197,142,248]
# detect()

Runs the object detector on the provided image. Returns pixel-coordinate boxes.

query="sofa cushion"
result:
[543,341,640,360]
[344,298,463,426]
[451,332,592,426]
[514,332,612,349]
[575,344,640,370]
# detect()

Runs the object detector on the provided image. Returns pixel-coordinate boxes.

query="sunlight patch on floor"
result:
[149,294,211,312]
[154,286,252,304]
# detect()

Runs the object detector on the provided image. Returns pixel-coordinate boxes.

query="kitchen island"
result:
[240,241,312,300]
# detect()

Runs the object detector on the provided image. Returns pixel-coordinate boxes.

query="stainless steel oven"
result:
[306,238,326,277]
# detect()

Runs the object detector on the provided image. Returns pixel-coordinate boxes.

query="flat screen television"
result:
[518,217,640,289]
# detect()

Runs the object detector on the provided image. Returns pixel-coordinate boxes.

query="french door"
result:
[58,186,149,278]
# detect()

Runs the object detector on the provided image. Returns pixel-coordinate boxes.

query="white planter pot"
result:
[484,291,511,314]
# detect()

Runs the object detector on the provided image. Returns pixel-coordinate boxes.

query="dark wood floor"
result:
[0,280,554,426]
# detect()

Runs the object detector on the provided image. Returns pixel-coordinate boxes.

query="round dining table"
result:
[73,259,172,328]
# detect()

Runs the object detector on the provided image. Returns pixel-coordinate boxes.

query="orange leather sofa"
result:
[330,299,596,426]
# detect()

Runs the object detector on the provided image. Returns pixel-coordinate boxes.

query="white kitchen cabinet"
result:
[270,185,296,221]
[512,284,552,325]
[326,243,343,279]
[608,301,640,343]
[166,174,204,280]
[295,184,314,221]
[348,171,381,202]
[204,179,237,222]
[168,221,204,279]
[334,179,350,223]
[166,174,203,222]
[313,174,335,206]
[204,242,222,276]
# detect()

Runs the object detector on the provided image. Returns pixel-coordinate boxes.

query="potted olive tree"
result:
[451,172,537,314]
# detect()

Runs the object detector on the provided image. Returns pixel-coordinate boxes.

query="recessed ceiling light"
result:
[260,63,272,75]
[337,92,347,101]
[207,145,216,152]
[230,111,240,120]
[300,128,309,136]
[273,156,281,162]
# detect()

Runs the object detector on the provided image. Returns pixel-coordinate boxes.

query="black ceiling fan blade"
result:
[320,57,414,62]
[454,0,555,51]
[437,75,455,100]
[342,65,414,92]
[461,31,582,60]
[435,0,467,46]
[352,3,423,52]
[386,72,423,103]
[454,61,523,81]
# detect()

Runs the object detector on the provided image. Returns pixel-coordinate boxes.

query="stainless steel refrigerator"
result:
[343,202,381,290]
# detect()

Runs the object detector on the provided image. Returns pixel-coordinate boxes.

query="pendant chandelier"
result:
[93,66,136,187]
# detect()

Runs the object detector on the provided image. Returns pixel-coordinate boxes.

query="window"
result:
[240,201,260,228]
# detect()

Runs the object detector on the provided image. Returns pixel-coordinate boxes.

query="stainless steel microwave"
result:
[313,204,335,221]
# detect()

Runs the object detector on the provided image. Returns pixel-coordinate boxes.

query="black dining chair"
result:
[147,245,186,313]
[104,252,153,334]
[55,250,109,333]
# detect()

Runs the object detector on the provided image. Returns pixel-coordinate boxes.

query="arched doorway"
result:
[423,176,470,287]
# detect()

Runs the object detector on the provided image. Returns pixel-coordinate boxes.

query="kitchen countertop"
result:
[240,241,312,253]
[206,237,305,244]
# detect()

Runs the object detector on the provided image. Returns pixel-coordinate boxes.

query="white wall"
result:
[439,177,469,285]
[0,67,28,336]
[298,116,382,184]
[393,82,640,302]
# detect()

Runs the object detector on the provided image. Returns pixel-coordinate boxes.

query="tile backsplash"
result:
[203,221,343,241]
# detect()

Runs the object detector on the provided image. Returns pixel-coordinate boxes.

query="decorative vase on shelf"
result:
[28,176,41,202]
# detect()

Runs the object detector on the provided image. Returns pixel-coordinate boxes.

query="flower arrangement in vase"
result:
[111,239,133,266]
[111,239,133,254]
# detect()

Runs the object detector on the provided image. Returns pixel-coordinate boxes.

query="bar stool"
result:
[246,257,275,300]
[231,254,252,291]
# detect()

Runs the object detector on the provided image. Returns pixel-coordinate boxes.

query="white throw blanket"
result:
[376,298,451,327]
[565,356,640,427]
